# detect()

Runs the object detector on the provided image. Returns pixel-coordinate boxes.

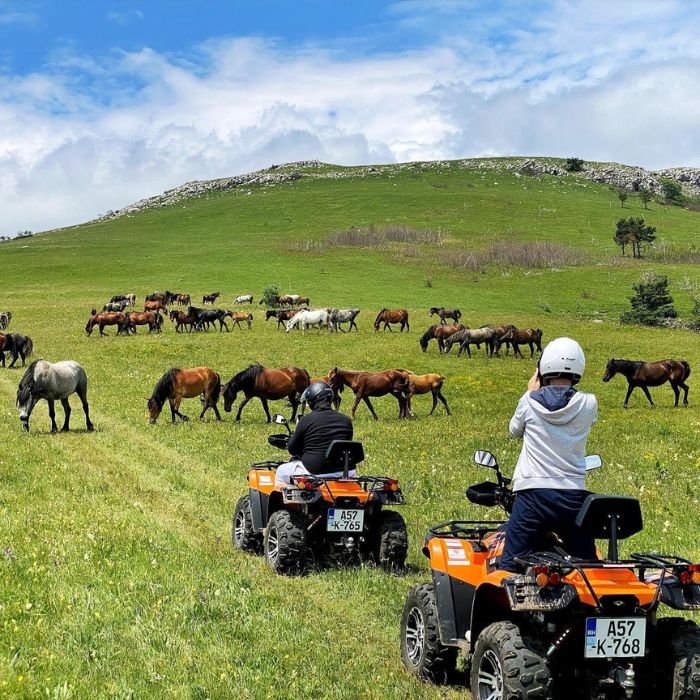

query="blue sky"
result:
[1,0,699,235]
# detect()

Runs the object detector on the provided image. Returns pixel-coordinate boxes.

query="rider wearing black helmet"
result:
[275,381,354,484]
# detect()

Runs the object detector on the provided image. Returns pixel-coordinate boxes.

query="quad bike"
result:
[400,449,700,699]
[232,414,408,575]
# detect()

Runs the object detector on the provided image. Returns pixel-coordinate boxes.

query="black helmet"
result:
[301,381,334,410]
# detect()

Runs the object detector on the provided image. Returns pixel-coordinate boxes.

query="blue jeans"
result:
[500,489,596,572]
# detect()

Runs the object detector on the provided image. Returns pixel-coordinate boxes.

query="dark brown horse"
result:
[494,327,543,358]
[265,308,297,330]
[203,292,221,304]
[277,295,295,307]
[169,309,197,332]
[327,367,410,420]
[603,359,691,408]
[374,308,409,332]
[222,364,310,422]
[482,324,516,355]
[86,312,128,336]
[175,293,191,306]
[419,323,465,352]
[147,367,221,423]
[429,307,462,324]
[295,296,310,306]
[1,332,34,368]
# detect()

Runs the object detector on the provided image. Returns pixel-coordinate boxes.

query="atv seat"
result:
[324,440,365,475]
[575,494,643,562]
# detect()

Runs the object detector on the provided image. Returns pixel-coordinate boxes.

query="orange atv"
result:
[232,414,407,575]
[400,449,700,699]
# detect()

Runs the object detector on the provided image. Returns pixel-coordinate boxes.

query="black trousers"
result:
[500,488,596,572]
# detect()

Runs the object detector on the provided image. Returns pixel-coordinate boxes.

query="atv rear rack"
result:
[428,520,506,541]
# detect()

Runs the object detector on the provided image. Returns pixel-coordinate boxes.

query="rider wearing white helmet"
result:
[500,337,598,572]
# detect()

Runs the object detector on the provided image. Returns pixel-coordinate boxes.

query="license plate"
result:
[327,508,364,533]
[585,617,646,658]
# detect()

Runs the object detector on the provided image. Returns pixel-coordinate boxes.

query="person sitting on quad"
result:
[275,381,354,485]
[500,337,598,573]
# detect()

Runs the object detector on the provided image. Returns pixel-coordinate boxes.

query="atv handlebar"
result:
[268,433,290,450]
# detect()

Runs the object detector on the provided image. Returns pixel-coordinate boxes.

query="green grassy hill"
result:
[0,158,698,698]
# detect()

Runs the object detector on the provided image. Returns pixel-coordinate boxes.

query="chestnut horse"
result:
[394,369,451,416]
[374,308,409,332]
[225,311,253,329]
[144,300,167,313]
[265,308,297,330]
[147,367,221,423]
[169,309,197,332]
[222,364,310,422]
[327,367,410,420]
[85,312,128,336]
[126,311,162,333]
[419,323,465,352]
[494,327,543,358]
[603,359,691,408]
[429,307,462,324]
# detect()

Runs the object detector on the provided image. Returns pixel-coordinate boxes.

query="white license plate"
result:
[585,617,646,658]
[327,508,364,533]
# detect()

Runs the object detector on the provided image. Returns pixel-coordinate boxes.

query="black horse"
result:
[1,333,33,368]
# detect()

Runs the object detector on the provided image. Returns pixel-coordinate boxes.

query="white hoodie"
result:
[509,388,598,491]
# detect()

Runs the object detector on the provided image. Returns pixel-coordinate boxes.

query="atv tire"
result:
[232,495,262,554]
[264,509,309,576]
[369,510,408,571]
[400,583,457,683]
[653,617,700,699]
[470,621,552,699]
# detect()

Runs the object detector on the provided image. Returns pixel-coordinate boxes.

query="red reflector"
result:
[688,563,700,573]
[533,565,549,576]
[679,571,692,586]
[548,573,561,586]
[383,479,398,492]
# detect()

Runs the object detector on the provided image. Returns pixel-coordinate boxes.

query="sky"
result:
[1,0,700,236]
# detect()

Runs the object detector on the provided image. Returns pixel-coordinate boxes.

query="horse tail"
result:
[211,372,222,403]
[681,360,691,381]
[24,337,33,358]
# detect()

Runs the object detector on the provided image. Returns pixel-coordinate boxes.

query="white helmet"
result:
[539,337,585,384]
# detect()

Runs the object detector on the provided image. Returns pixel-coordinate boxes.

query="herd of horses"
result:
[419,323,543,358]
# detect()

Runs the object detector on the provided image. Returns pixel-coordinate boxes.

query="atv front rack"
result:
[251,461,283,470]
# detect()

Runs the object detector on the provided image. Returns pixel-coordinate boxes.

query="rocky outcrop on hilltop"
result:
[96,157,700,221]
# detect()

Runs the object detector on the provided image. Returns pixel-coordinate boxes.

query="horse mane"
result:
[419,325,436,348]
[374,308,387,325]
[150,368,180,409]
[611,359,645,372]
[230,363,263,392]
[17,359,42,403]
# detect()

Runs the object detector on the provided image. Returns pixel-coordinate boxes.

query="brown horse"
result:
[86,312,128,336]
[327,367,410,420]
[225,311,253,329]
[277,295,295,307]
[603,359,691,408]
[203,292,221,304]
[482,324,516,355]
[147,367,221,423]
[169,309,197,332]
[265,308,297,330]
[374,308,410,332]
[297,373,343,416]
[222,364,310,422]
[429,307,462,324]
[443,327,496,357]
[295,296,310,306]
[394,369,451,416]
[175,293,191,306]
[126,311,162,333]
[419,323,465,352]
[494,327,543,358]
[144,300,167,313]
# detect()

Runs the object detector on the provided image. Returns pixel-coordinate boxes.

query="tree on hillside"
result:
[260,284,281,306]
[615,187,628,208]
[614,217,656,258]
[660,178,684,204]
[639,189,653,209]
[620,272,677,326]
[565,157,584,172]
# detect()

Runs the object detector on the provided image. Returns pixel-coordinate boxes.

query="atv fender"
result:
[469,579,512,649]
[431,569,476,647]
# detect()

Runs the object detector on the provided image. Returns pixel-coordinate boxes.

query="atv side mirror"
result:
[585,454,602,472]
[272,414,287,425]
[473,450,498,469]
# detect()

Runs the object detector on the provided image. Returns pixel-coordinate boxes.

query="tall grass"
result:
[442,240,587,270]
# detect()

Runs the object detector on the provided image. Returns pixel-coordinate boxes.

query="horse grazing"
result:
[147,367,221,424]
[495,328,543,358]
[286,309,330,333]
[103,300,127,312]
[233,294,253,305]
[429,307,462,325]
[169,309,197,333]
[16,359,94,433]
[144,300,167,313]
[603,359,691,408]
[86,312,127,336]
[444,327,496,357]
[394,369,451,416]
[328,367,410,420]
[328,308,361,332]
[126,311,162,333]
[266,308,296,330]
[203,292,221,304]
[1,333,34,368]
[419,323,465,352]
[0,311,11,330]
[374,308,409,332]
[225,311,253,329]
[175,293,191,306]
[222,364,310,422]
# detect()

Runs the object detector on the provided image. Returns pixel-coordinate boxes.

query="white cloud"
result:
[2,2,700,236]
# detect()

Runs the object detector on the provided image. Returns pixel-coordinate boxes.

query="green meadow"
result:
[0,159,698,698]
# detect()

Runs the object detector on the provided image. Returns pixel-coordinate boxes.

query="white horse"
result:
[285,309,331,333]
[126,293,136,306]
[328,308,361,332]
[16,359,94,433]
[233,294,253,304]
[0,311,10,330]
[286,294,301,303]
